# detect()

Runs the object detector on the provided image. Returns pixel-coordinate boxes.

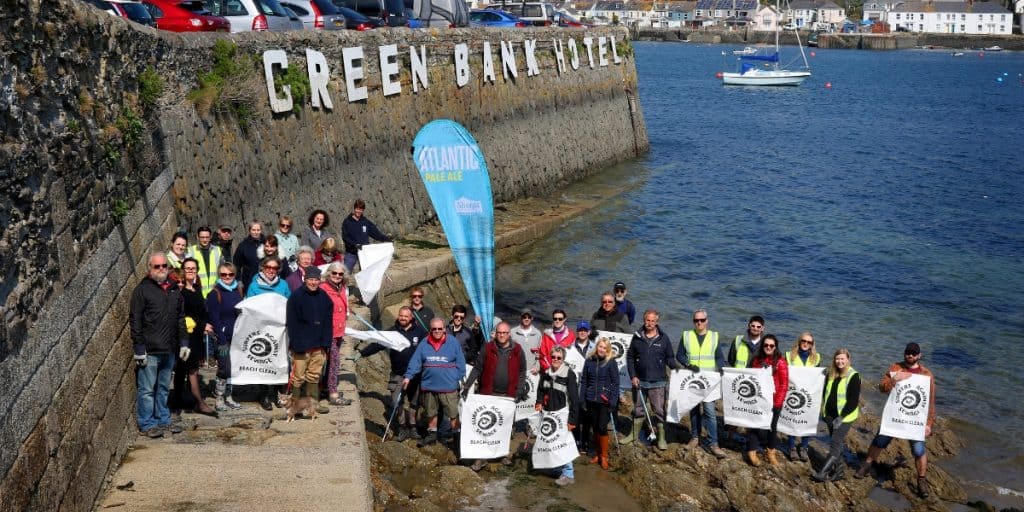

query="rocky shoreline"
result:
[347,178,1011,512]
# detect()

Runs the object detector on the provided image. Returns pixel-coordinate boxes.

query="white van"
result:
[485,1,556,26]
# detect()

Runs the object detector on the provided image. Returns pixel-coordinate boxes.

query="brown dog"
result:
[280,395,319,422]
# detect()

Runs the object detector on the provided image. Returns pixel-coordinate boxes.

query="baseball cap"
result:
[520,308,533,318]
[613,281,626,290]
[904,342,921,355]
[576,320,591,331]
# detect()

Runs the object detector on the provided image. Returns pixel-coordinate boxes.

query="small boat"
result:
[984,45,1003,52]
[733,46,758,55]
[721,0,811,87]
[952,52,964,57]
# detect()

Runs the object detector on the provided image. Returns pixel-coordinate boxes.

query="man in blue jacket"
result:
[340,199,391,272]
[624,309,682,450]
[403,317,466,447]
[285,267,334,412]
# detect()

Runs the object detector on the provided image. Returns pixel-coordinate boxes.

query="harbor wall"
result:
[0,0,648,509]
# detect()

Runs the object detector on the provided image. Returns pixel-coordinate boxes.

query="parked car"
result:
[282,5,305,28]
[142,0,230,31]
[554,10,584,28]
[201,0,292,32]
[83,0,158,27]
[469,9,525,27]
[406,0,468,27]
[332,0,405,26]
[330,5,382,29]
[485,1,555,26]
[280,0,347,29]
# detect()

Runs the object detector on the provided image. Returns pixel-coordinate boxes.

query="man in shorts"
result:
[404,317,466,447]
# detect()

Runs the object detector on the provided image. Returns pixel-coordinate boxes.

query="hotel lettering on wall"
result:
[262,36,625,114]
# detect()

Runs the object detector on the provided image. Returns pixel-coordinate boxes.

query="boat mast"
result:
[788,0,810,69]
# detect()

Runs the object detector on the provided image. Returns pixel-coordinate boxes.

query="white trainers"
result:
[555,476,575,486]
[224,396,242,410]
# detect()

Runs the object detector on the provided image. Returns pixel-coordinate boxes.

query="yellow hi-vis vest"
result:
[733,335,751,368]
[786,351,822,367]
[188,244,222,298]
[682,330,719,370]
[823,368,860,423]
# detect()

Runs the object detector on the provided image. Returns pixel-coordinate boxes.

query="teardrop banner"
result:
[412,120,495,336]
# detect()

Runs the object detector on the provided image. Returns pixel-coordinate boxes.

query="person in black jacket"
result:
[130,252,188,438]
[536,346,580,486]
[623,310,682,450]
[353,306,427,441]
[170,258,218,417]
[285,267,334,413]
[233,220,265,295]
[340,199,390,272]
[448,304,484,363]
[591,292,630,333]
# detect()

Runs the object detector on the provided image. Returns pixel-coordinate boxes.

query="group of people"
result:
[129,201,390,437]
[353,283,937,496]
[131,216,937,497]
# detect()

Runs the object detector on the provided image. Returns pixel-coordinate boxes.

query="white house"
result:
[889,1,1012,34]
[1015,0,1024,29]
[786,0,845,28]
[863,0,902,22]
[752,4,781,31]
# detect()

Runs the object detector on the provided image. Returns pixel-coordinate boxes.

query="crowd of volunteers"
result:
[130,203,936,497]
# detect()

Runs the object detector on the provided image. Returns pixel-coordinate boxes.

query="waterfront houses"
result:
[785,0,846,29]
[752,3,782,31]
[888,1,1012,34]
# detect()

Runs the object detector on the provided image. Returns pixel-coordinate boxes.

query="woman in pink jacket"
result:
[319,261,351,406]
[746,334,788,466]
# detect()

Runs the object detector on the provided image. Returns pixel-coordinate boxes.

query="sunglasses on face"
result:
[152,264,168,269]
[551,356,563,361]
[601,300,614,304]
[411,294,423,299]
[693,318,707,323]
[763,344,776,349]
[800,339,814,344]
[279,223,291,228]
[553,317,565,321]
[264,266,279,271]
[330,271,345,276]
[430,328,445,332]
[220,272,235,277]
[453,314,465,319]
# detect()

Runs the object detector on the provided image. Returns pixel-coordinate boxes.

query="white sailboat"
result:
[721,0,811,86]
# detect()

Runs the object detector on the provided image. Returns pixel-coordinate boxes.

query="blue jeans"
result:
[690,401,718,446]
[872,433,926,458]
[560,462,574,479]
[136,353,174,431]
[343,252,359,273]
[787,435,810,450]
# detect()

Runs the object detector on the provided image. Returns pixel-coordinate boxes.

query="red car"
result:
[142,0,230,31]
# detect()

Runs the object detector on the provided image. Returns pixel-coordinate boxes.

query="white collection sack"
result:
[777,367,826,437]
[597,330,633,390]
[344,326,411,351]
[531,407,579,469]
[230,294,290,385]
[514,372,541,422]
[562,347,585,382]
[354,242,394,304]
[665,369,722,423]
[721,367,775,429]
[460,394,517,460]
[879,374,931,442]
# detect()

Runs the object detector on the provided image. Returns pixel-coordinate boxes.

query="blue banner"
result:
[412,120,495,336]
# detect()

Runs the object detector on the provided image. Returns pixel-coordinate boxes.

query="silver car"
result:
[280,0,347,30]
[202,0,292,32]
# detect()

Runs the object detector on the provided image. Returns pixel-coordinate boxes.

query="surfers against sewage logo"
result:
[539,414,564,442]
[895,382,929,422]
[678,373,714,393]
[470,402,507,440]
[241,330,281,367]
[784,383,811,413]
[731,374,763,405]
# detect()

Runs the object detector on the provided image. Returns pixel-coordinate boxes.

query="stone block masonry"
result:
[1,0,647,509]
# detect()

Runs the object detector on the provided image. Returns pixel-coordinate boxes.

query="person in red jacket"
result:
[464,322,528,471]
[745,334,788,466]
[319,261,351,406]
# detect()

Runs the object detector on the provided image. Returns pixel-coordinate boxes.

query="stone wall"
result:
[0,0,648,509]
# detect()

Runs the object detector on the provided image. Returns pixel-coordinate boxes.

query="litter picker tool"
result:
[638,390,658,442]
[382,388,403,443]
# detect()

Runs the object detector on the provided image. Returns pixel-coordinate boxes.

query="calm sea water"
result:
[494,43,1024,494]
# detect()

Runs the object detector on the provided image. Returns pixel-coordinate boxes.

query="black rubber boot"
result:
[812,454,840,482]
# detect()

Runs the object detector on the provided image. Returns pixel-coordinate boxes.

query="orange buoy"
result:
[715,71,724,79]
[810,51,816,57]
[979,52,985,57]
[825,82,832,89]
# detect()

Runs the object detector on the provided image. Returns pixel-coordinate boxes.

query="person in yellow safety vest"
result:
[812,348,861,482]
[674,308,727,458]
[726,315,765,368]
[785,331,821,462]
[186,226,225,298]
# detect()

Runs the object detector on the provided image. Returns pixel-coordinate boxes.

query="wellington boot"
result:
[766,448,781,466]
[618,418,639,445]
[746,450,762,467]
[598,434,611,471]
[590,433,601,464]
[657,424,668,451]
[813,454,840,482]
